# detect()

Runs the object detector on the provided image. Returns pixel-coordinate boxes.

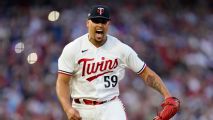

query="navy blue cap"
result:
[88,5,110,20]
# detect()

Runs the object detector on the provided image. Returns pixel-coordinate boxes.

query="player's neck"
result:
[88,36,107,48]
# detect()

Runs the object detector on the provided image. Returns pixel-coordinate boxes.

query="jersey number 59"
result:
[104,75,118,88]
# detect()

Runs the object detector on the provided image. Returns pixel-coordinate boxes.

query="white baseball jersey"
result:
[58,33,146,101]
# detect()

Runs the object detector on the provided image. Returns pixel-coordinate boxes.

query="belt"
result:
[74,96,117,105]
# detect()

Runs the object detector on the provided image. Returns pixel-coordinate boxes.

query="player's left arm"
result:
[139,66,171,99]
[139,66,180,120]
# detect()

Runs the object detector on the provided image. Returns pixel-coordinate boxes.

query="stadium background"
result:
[0,0,212,120]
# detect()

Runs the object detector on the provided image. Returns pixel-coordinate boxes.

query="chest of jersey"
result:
[74,48,124,83]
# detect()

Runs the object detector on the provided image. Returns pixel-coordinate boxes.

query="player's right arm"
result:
[56,73,82,120]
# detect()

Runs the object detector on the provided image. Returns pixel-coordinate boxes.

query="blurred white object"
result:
[48,11,60,22]
[27,52,38,64]
[14,42,24,53]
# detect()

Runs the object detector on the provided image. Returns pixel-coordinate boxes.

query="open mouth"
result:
[96,29,104,34]
[95,29,105,40]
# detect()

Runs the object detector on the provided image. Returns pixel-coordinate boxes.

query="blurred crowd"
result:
[0,0,212,120]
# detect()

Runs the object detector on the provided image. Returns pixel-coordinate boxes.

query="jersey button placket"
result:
[95,48,102,98]
[94,48,99,82]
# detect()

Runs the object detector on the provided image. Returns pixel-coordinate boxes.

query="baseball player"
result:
[56,5,180,120]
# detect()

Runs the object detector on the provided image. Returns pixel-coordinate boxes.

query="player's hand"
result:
[65,108,82,120]
[153,97,180,120]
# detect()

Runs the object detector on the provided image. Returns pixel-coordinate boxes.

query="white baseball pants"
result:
[72,98,127,120]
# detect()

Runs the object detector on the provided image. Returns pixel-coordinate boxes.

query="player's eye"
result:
[91,18,108,24]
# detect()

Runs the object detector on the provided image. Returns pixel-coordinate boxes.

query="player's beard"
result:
[89,32,107,47]
[88,29,107,47]
[95,32,105,42]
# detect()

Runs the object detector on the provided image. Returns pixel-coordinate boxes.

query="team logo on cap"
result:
[97,7,104,15]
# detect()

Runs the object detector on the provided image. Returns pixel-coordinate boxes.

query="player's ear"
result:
[86,20,89,27]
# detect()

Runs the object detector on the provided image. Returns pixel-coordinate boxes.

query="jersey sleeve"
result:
[58,45,75,76]
[124,45,146,74]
